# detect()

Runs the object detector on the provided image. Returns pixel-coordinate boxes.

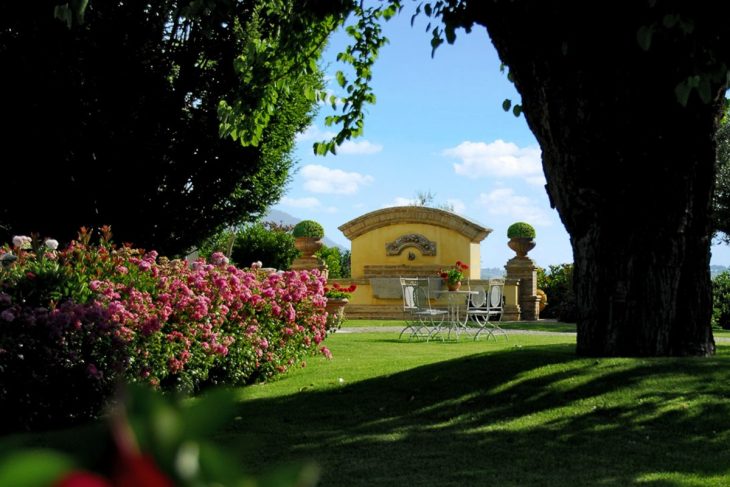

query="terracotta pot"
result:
[325,297,349,331]
[446,281,462,292]
[294,236,323,259]
[508,237,536,258]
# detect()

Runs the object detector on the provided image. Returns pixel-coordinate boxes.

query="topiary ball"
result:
[507,222,536,239]
[292,220,325,239]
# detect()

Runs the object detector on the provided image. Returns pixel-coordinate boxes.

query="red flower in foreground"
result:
[55,471,112,487]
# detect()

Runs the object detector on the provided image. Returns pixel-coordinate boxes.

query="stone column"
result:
[505,257,540,321]
[502,277,521,321]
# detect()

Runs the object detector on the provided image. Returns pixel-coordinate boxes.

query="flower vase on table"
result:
[446,281,462,292]
[439,260,469,292]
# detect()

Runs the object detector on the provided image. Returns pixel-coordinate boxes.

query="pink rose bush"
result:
[0,228,331,431]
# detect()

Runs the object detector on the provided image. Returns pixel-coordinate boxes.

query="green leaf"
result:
[445,25,456,44]
[313,142,328,155]
[512,104,523,117]
[675,80,692,107]
[679,18,695,34]
[336,71,347,88]
[53,5,73,29]
[636,25,654,51]
[182,388,238,438]
[502,99,512,112]
[0,450,74,487]
[697,77,711,103]
[662,14,678,28]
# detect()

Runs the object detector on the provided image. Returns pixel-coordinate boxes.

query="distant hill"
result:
[263,209,345,250]
[711,265,729,278]
[481,267,505,279]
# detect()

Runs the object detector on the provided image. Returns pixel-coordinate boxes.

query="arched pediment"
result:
[385,233,436,256]
[338,206,491,242]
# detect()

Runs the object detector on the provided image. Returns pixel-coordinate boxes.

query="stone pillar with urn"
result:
[504,222,541,321]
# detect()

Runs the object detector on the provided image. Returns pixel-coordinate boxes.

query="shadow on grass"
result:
[222,344,730,487]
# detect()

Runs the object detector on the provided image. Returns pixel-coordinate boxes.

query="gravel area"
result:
[336,326,574,336]
[335,326,730,342]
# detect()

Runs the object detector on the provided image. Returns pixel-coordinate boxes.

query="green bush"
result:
[231,223,299,270]
[292,220,324,238]
[712,271,730,329]
[316,245,342,278]
[507,222,536,239]
[537,263,577,322]
[339,249,352,278]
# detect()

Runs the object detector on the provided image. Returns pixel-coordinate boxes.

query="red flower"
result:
[54,471,112,487]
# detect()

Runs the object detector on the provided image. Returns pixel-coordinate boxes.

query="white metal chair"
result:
[467,278,508,340]
[399,277,448,339]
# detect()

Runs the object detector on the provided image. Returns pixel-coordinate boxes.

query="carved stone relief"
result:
[385,234,436,256]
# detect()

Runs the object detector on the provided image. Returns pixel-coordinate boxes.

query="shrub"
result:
[712,271,730,329]
[292,220,324,238]
[507,222,536,239]
[537,263,577,322]
[200,222,299,271]
[316,245,342,278]
[0,297,128,432]
[0,229,332,429]
[339,249,352,278]
[230,223,299,270]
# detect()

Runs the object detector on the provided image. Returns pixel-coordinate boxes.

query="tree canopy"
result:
[0,1,346,255]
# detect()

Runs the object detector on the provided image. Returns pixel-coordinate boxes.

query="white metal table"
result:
[431,290,477,340]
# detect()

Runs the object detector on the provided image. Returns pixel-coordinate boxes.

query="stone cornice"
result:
[338,206,492,242]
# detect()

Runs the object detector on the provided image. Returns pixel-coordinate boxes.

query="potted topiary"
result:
[292,219,325,259]
[507,222,536,258]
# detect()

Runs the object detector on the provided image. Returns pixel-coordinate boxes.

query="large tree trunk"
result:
[458,2,729,356]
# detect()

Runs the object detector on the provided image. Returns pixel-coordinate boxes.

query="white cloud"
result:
[337,139,383,155]
[278,197,339,214]
[296,124,336,143]
[446,198,466,214]
[476,188,552,226]
[443,140,543,182]
[301,164,374,194]
[382,197,418,208]
[296,125,382,155]
[279,196,323,209]
[526,175,547,186]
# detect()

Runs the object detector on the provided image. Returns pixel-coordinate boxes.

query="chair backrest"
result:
[469,285,487,309]
[487,278,505,311]
[400,277,420,312]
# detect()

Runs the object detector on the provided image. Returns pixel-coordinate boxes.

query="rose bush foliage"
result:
[0,230,331,431]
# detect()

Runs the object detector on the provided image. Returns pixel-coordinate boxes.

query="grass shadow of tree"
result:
[221,344,730,486]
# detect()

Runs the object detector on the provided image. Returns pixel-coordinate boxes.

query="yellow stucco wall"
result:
[351,223,476,279]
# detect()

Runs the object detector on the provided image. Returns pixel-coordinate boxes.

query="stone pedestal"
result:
[291,236,326,275]
[505,257,540,321]
[502,277,521,321]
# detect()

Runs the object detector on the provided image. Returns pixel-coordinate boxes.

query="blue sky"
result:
[273,6,730,269]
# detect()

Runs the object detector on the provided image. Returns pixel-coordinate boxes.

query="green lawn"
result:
[216,330,730,486]
[4,325,730,486]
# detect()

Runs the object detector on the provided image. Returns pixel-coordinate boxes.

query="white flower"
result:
[11,235,31,249]
[44,239,59,250]
[251,261,263,269]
